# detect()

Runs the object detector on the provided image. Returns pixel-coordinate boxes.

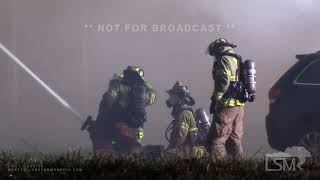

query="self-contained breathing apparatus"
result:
[195,108,210,144]
[120,66,149,129]
[165,108,210,147]
[81,68,148,139]
[127,83,148,128]
[219,53,256,103]
[208,38,256,103]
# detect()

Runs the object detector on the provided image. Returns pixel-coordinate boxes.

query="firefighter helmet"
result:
[123,66,145,82]
[167,81,195,106]
[125,66,144,77]
[167,81,190,96]
[207,38,237,57]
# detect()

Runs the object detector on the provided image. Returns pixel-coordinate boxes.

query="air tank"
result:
[242,60,256,95]
[129,84,147,128]
[195,108,210,134]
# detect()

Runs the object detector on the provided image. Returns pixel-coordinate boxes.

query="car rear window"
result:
[273,60,306,87]
[295,59,320,85]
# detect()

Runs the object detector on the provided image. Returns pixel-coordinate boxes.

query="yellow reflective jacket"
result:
[95,75,157,140]
[167,107,198,155]
[104,75,157,109]
[212,55,245,107]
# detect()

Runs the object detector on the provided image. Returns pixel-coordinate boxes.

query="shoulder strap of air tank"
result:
[222,52,243,81]
[222,52,243,64]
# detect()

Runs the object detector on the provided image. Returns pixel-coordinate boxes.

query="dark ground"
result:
[1,151,320,180]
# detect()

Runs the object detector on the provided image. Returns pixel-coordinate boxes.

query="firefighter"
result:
[165,81,203,156]
[82,66,157,155]
[206,38,246,161]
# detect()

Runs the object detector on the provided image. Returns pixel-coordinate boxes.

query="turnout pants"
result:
[90,122,142,155]
[207,106,244,160]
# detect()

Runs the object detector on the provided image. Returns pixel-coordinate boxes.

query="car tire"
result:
[299,131,320,158]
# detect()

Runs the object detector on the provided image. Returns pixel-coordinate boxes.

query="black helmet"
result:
[123,66,145,83]
[207,38,237,57]
[123,66,144,78]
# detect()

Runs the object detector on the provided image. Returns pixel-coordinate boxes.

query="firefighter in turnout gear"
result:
[165,81,204,156]
[206,38,246,161]
[81,66,157,154]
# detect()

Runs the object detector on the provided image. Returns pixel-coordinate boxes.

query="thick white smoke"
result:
[0,0,320,155]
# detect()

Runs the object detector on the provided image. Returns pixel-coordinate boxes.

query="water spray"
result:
[0,42,84,124]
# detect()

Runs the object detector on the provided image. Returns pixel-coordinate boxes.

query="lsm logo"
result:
[265,146,311,171]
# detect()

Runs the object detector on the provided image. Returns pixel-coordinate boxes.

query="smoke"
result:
[0,42,84,124]
[0,0,320,155]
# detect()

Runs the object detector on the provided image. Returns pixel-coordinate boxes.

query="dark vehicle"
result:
[266,51,320,157]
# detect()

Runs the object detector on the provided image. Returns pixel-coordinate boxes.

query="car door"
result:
[293,58,320,122]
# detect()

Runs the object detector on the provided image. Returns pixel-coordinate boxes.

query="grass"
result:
[1,150,320,180]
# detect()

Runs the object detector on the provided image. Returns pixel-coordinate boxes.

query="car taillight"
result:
[268,88,281,102]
